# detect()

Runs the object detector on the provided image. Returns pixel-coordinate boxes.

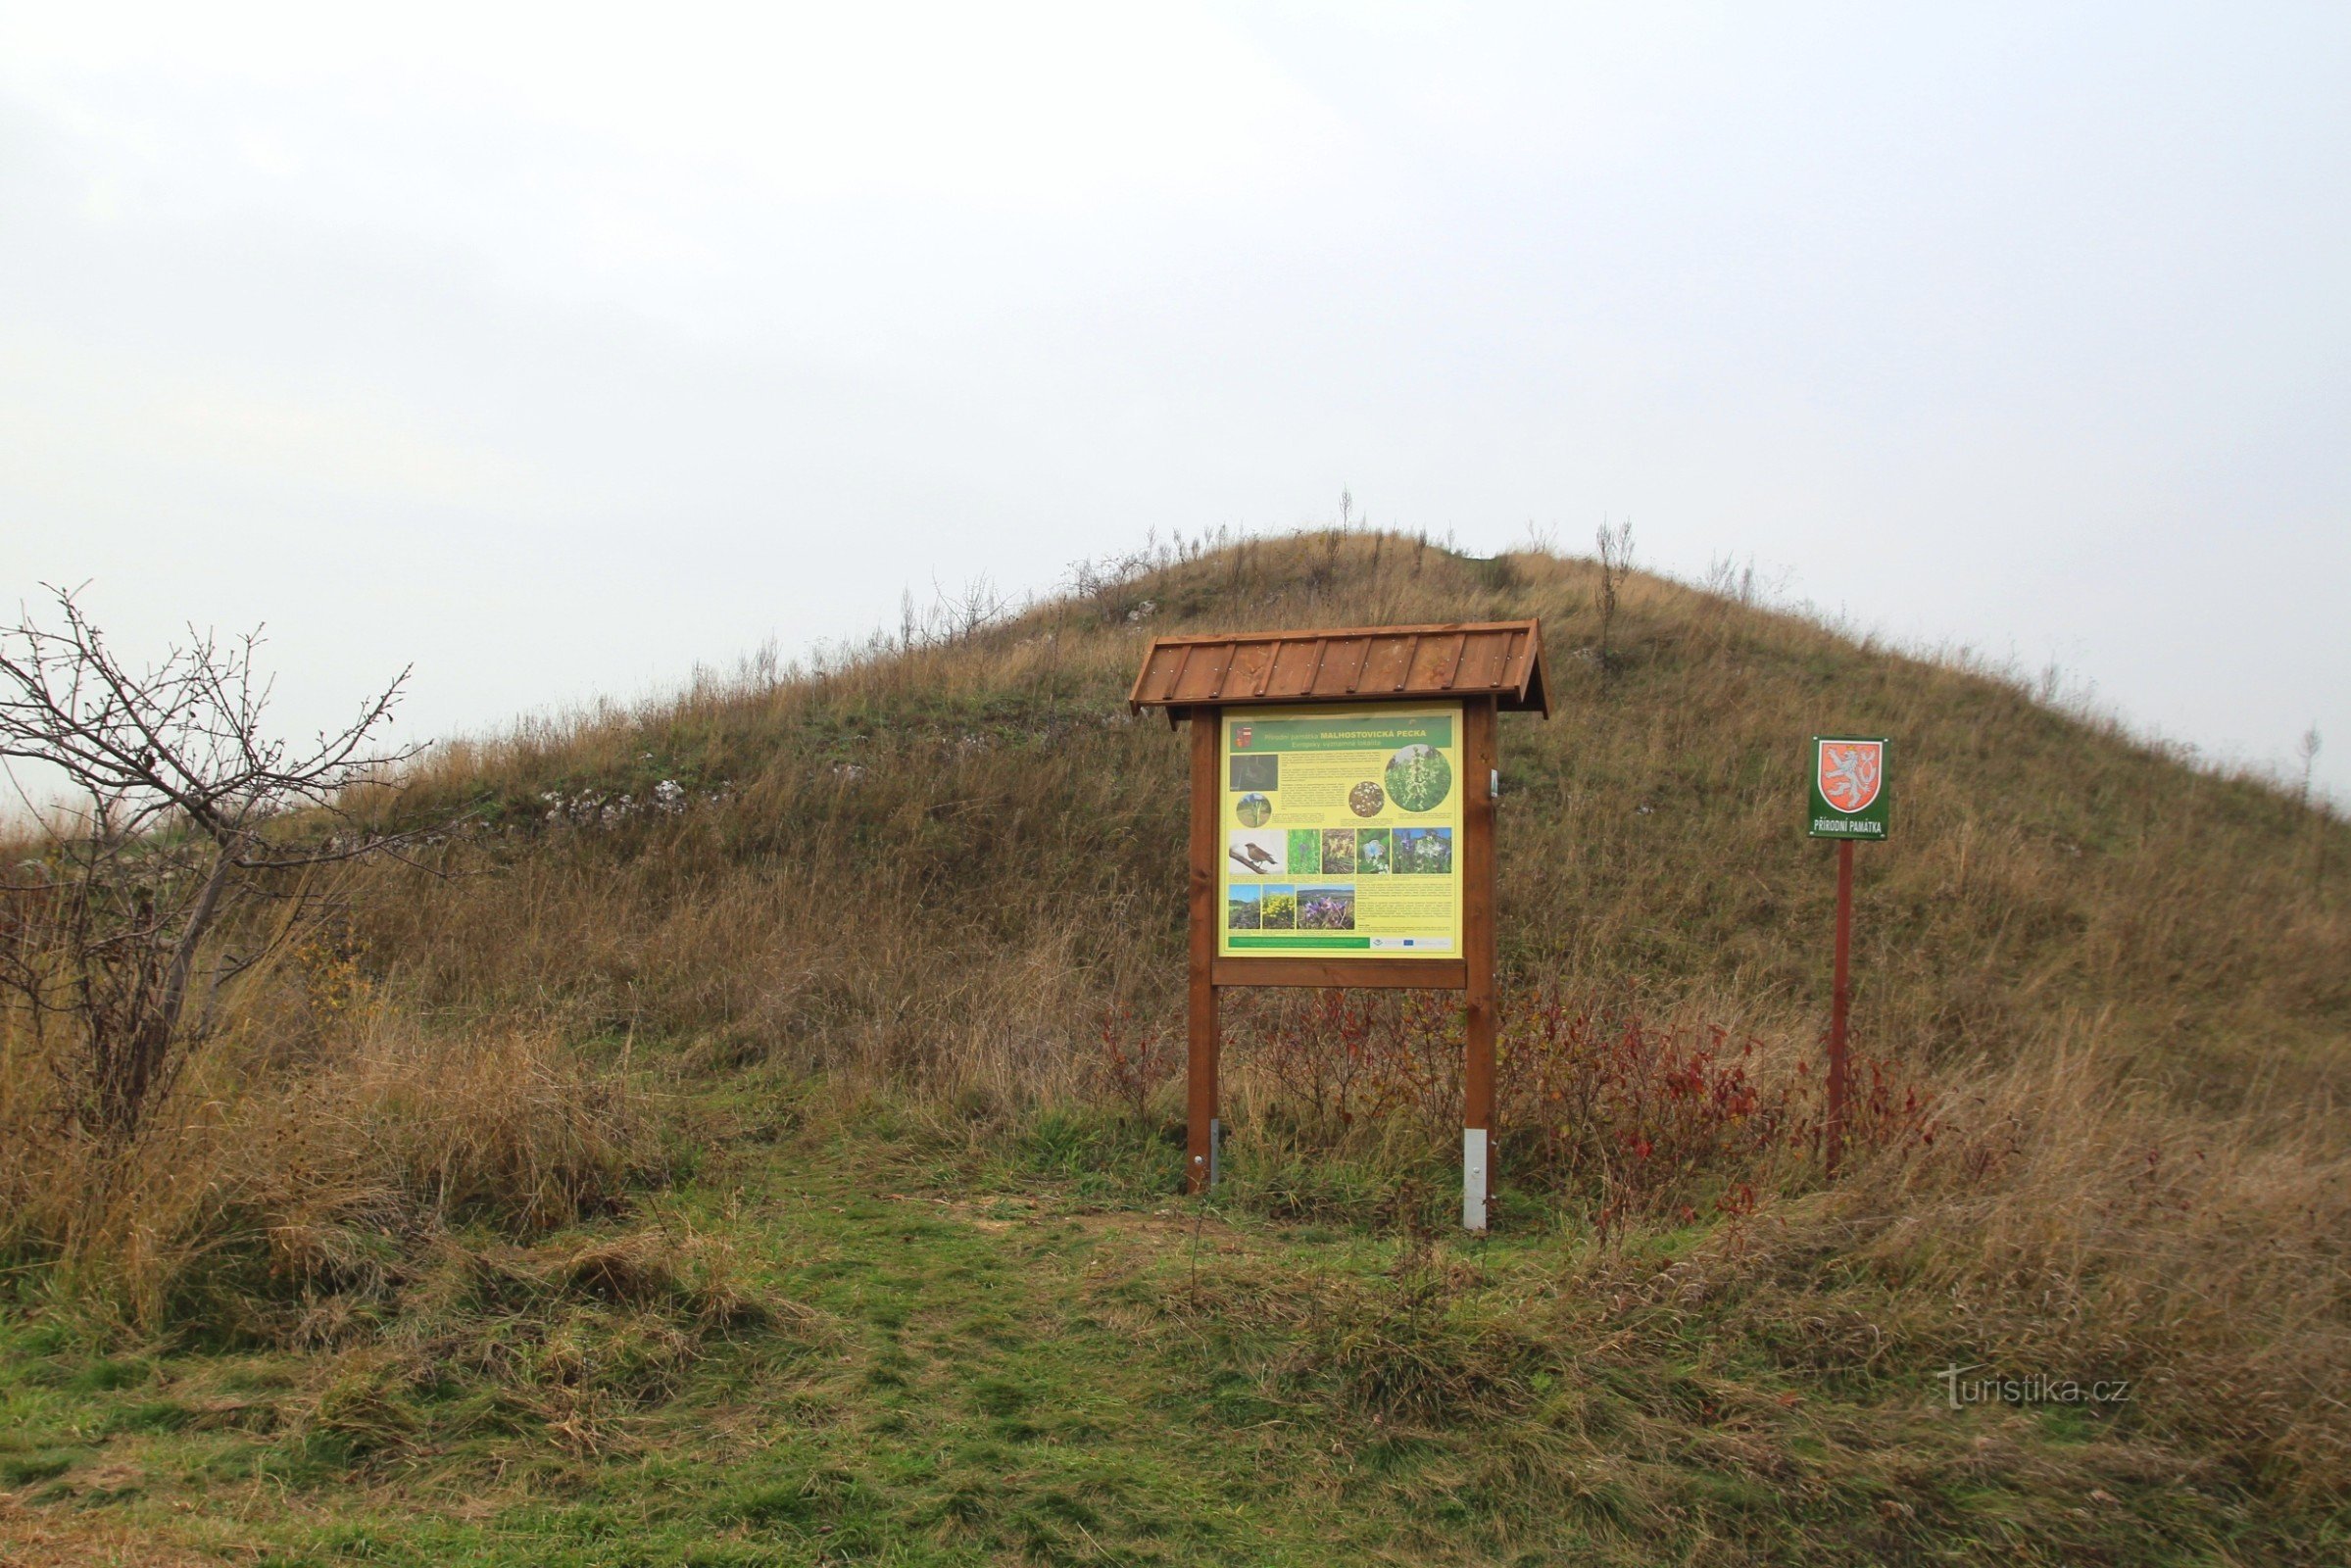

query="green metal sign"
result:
[1809,736,1889,840]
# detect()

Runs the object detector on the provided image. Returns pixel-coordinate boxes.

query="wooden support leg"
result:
[1188,974,1219,1194]
[1188,712,1220,1194]
[1462,698,1498,1231]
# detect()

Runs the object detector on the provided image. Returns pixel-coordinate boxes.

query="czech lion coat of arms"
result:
[1817,740,1884,814]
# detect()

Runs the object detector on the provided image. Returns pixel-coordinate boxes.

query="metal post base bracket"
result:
[1462,1128,1489,1232]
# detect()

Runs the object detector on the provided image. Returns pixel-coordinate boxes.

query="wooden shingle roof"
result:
[1128,619,1547,718]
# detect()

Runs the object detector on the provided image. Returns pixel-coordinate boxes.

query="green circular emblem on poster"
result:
[1385,743,1453,812]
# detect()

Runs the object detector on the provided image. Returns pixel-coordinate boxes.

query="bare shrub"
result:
[0,586,442,1142]
[1088,1004,1174,1121]
[1065,550,1155,625]
[1594,517,1635,669]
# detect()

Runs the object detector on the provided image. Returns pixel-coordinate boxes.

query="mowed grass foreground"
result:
[3,531,2347,1563]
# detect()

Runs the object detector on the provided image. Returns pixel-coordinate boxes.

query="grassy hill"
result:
[3,532,2347,1565]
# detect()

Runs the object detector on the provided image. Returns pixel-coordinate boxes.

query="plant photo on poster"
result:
[1298,885,1355,930]
[1385,744,1452,812]
[1287,828,1321,874]
[1320,829,1357,874]
[1396,826,1452,874]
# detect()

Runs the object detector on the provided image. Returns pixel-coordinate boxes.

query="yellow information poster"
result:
[1217,704,1464,959]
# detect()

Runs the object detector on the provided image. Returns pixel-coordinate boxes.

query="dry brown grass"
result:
[0,1000,664,1341]
[343,531,2346,1101]
[0,1495,221,1567]
[4,529,2346,1499]
[364,536,2351,1491]
[1624,1017,2351,1496]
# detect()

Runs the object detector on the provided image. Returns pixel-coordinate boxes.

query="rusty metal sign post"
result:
[1132,621,1549,1232]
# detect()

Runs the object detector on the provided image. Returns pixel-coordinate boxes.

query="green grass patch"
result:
[0,1086,2336,1567]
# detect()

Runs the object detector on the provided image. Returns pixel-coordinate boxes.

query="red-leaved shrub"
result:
[1201,987,1938,1225]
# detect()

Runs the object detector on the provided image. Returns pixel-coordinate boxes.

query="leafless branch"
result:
[0,584,446,1141]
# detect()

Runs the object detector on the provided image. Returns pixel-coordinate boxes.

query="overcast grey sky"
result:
[4,3,2345,799]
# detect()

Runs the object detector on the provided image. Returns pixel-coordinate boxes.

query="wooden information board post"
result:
[1131,621,1549,1231]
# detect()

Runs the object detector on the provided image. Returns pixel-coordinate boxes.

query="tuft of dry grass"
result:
[1524,1010,2351,1497]
[0,1005,665,1342]
[0,1496,221,1567]
[289,1220,813,1463]
[1838,1029,2351,1493]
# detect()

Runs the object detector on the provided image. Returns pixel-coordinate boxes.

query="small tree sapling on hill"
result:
[0,586,439,1142]
[1594,517,1634,671]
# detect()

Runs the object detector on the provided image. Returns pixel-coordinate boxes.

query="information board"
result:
[1217,704,1464,959]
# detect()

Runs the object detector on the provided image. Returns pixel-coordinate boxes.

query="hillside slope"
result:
[384,530,2346,1102]
[4,532,2347,1566]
